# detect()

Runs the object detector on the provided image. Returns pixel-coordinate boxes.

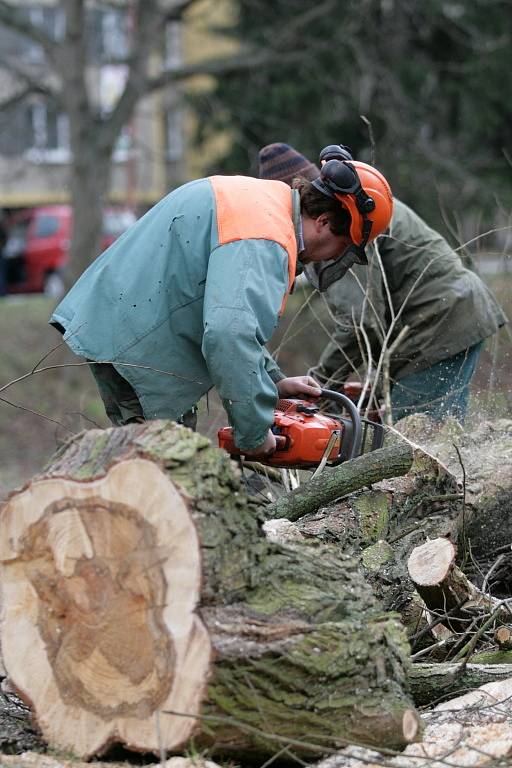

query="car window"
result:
[34,215,60,238]
[4,220,29,258]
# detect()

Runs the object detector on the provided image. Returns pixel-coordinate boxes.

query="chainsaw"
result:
[218,387,384,470]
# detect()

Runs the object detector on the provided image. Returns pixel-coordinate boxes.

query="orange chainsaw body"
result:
[218,398,346,468]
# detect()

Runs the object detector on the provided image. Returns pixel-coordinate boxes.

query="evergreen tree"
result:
[193,0,512,236]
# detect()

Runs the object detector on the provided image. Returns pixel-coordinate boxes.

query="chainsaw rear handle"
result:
[319,388,362,461]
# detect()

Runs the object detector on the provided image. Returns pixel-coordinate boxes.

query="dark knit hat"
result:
[258,143,320,185]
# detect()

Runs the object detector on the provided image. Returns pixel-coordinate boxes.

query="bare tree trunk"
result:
[68,145,112,282]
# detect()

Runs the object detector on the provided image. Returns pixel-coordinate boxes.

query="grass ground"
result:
[0,296,108,498]
[0,270,510,501]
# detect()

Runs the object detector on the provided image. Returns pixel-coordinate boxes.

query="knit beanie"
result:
[258,143,320,185]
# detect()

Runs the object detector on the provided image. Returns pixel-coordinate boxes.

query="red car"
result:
[4,205,136,297]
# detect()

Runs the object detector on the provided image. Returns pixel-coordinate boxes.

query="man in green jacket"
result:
[51,166,393,453]
[259,143,507,422]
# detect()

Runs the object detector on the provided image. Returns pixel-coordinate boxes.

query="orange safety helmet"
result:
[313,146,393,261]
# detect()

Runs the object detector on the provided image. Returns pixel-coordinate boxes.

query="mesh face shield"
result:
[303,243,368,292]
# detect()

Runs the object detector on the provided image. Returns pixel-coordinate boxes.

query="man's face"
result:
[301,213,352,264]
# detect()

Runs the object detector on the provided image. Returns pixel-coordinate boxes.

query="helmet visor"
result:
[303,244,368,292]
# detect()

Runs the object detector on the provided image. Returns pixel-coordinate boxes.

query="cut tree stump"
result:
[0,421,419,760]
[407,537,499,633]
[494,626,512,650]
[395,415,512,594]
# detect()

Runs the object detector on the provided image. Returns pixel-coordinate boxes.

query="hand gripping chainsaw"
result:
[218,388,384,470]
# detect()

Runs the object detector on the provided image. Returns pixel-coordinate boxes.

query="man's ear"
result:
[315,213,331,230]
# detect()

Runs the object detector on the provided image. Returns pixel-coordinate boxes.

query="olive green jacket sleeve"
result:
[202,238,289,450]
[314,199,508,385]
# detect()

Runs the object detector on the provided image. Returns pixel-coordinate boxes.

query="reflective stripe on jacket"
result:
[50,176,297,449]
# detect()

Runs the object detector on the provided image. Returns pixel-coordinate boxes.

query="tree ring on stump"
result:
[0,459,211,757]
[407,537,455,586]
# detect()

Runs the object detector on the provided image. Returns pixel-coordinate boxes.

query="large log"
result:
[0,421,419,760]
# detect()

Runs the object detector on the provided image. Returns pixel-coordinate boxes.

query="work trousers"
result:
[89,362,197,430]
[390,342,483,423]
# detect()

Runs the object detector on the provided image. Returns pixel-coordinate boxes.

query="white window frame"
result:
[24,101,71,164]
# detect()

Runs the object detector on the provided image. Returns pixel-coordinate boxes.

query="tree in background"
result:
[0,0,286,279]
[193,0,512,238]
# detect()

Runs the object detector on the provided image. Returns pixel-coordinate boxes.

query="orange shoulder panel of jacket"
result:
[209,175,297,312]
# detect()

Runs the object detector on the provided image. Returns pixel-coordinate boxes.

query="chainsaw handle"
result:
[320,388,362,460]
[274,435,288,450]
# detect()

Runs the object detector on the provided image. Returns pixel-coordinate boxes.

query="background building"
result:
[0,0,189,212]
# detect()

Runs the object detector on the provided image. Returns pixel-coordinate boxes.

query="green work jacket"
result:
[51,176,299,450]
[314,199,507,386]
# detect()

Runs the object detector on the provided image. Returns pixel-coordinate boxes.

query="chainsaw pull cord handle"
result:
[320,388,362,460]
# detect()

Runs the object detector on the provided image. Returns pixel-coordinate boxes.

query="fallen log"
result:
[0,421,419,760]
[408,661,512,706]
[265,441,414,521]
[282,445,460,642]
[312,673,512,768]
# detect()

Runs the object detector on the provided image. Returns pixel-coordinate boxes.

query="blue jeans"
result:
[391,342,483,423]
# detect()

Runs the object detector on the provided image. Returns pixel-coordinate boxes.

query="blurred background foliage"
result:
[192,0,512,239]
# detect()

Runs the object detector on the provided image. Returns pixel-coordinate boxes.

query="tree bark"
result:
[408,662,512,706]
[265,442,414,521]
[0,421,418,760]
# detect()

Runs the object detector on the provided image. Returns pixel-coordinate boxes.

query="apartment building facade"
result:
[0,1,186,212]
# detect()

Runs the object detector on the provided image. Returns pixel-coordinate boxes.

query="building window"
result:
[101,9,129,60]
[25,101,70,163]
[24,5,65,62]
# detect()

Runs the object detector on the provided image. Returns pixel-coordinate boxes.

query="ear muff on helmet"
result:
[312,147,393,257]
[319,143,354,163]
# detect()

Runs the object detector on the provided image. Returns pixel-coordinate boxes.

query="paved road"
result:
[474,257,511,275]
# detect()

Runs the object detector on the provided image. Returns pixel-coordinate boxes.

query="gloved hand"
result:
[277,375,322,399]
[242,429,277,458]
